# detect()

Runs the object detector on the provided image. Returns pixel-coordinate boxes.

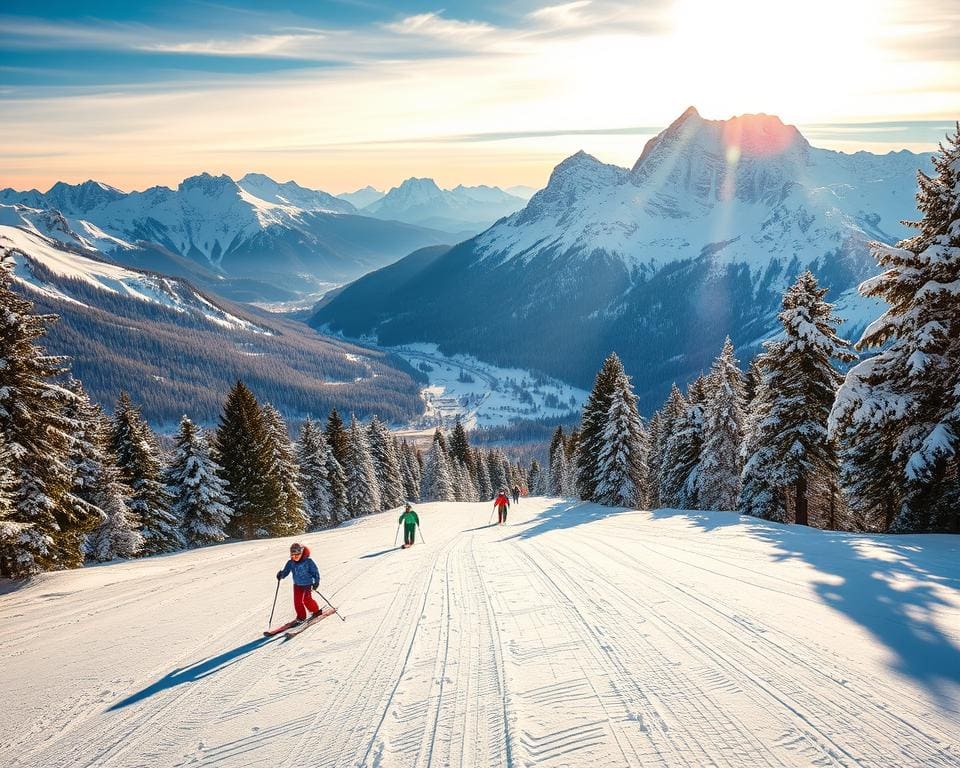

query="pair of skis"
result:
[264,606,338,639]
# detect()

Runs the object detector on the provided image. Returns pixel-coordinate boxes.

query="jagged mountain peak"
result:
[43,179,126,213]
[177,172,241,197]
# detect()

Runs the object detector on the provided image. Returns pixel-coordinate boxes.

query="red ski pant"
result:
[497,505,508,524]
[293,584,320,620]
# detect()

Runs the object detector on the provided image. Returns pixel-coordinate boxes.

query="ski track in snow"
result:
[1,499,958,768]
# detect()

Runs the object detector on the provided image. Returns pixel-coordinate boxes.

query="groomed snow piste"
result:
[1,499,958,767]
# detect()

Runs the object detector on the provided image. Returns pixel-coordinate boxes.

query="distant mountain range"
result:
[312,107,931,410]
[0,173,454,303]
[0,224,425,426]
[350,178,527,236]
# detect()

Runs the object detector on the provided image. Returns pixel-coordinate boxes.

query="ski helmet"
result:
[290,542,303,554]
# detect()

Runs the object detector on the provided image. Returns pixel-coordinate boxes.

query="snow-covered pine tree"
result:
[325,409,349,467]
[742,273,854,525]
[399,439,422,502]
[297,419,334,528]
[215,381,282,539]
[86,460,143,562]
[548,426,565,488]
[474,447,492,499]
[422,430,456,501]
[448,419,475,481]
[550,438,571,497]
[343,414,382,517]
[695,338,747,511]
[659,377,707,509]
[831,126,960,533]
[527,459,545,496]
[368,416,405,509]
[644,410,663,508]
[451,458,472,501]
[112,391,182,554]
[262,405,307,536]
[576,353,625,501]
[744,356,763,410]
[0,430,30,568]
[656,385,686,506]
[594,365,648,507]
[486,448,507,496]
[167,416,231,546]
[0,254,96,576]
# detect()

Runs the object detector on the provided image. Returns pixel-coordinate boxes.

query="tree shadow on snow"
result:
[677,511,960,705]
[503,498,637,541]
[108,635,273,710]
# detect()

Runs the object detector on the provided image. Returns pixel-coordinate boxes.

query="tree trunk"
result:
[828,486,836,531]
[795,475,809,526]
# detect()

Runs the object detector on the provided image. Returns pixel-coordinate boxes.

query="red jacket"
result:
[494,494,510,508]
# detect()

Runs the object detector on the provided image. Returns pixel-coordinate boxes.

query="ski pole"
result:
[488,507,495,525]
[394,523,401,547]
[314,587,347,622]
[268,578,280,629]
[418,526,426,545]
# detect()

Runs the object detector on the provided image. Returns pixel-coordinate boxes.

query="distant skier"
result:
[276,542,321,624]
[398,503,420,548]
[494,489,511,525]
[511,484,521,504]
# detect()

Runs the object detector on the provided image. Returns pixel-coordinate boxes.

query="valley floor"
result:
[1,499,958,767]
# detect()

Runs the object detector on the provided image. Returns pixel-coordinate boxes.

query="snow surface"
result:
[1,498,958,767]
[392,343,587,430]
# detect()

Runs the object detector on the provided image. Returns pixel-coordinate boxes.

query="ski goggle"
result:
[290,550,303,559]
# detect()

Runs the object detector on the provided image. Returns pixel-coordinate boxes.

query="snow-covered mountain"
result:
[313,107,931,409]
[0,224,425,426]
[336,185,385,209]
[0,173,451,301]
[361,177,527,235]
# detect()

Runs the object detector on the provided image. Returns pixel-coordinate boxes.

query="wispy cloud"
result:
[384,12,496,40]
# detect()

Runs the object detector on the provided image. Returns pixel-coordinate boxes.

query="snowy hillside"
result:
[314,108,932,406]
[1,498,957,767]
[0,225,262,333]
[362,177,527,235]
[0,224,426,426]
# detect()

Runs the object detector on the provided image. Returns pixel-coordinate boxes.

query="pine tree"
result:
[696,338,747,511]
[549,439,571,496]
[0,253,95,576]
[0,430,29,567]
[743,273,855,524]
[86,461,143,562]
[448,419,475,479]
[399,440,422,502]
[831,126,960,532]
[298,419,335,528]
[594,366,648,507]
[368,416,405,509]
[422,431,456,501]
[167,416,231,546]
[659,377,707,509]
[656,385,686,506]
[527,459,545,496]
[325,409,349,467]
[474,447,492,499]
[576,353,625,501]
[343,414,382,516]
[215,381,282,539]
[262,405,307,536]
[112,391,182,554]
[644,410,663,508]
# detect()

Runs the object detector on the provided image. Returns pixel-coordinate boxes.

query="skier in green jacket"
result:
[398,503,420,548]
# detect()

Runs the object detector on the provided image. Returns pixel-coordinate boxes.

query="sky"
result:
[1,0,957,194]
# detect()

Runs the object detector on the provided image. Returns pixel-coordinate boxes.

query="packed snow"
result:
[1,498,957,767]
[392,343,586,430]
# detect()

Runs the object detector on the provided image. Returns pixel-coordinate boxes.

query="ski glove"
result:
[312,581,319,590]
[276,570,283,580]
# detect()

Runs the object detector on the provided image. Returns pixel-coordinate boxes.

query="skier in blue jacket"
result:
[277,542,321,624]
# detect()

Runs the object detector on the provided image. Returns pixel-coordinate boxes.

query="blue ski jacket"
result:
[279,547,320,587]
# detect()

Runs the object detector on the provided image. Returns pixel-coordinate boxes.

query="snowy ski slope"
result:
[1,498,958,767]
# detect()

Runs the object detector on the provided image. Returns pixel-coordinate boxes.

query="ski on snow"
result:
[283,607,338,638]
[263,619,300,637]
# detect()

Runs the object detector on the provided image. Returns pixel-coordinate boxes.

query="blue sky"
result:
[1,0,957,191]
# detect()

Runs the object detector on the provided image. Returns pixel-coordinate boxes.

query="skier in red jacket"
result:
[493,489,511,525]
